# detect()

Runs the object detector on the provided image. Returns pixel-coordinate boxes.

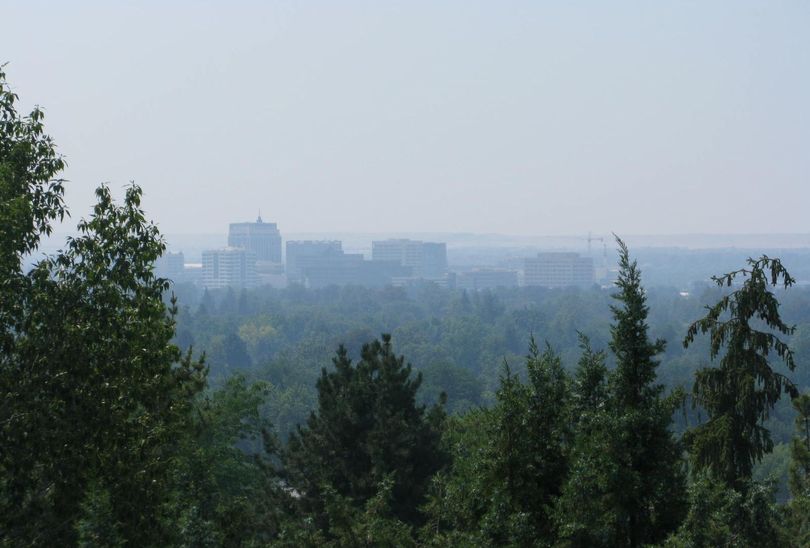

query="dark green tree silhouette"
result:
[606,237,686,546]
[2,184,207,545]
[684,256,798,488]
[570,332,608,421]
[285,335,445,529]
[0,66,209,545]
[558,237,685,547]
[554,335,612,546]
[785,393,810,546]
[789,393,810,498]
[0,64,66,365]
[422,340,570,546]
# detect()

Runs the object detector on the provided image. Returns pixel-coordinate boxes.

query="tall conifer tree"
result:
[557,237,685,547]
[684,256,798,488]
[285,335,445,529]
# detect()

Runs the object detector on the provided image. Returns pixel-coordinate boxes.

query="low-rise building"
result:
[456,268,519,291]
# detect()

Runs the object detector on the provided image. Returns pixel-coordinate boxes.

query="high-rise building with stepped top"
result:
[228,214,282,263]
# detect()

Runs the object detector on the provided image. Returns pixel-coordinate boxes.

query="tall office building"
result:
[228,215,282,263]
[371,239,447,279]
[523,252,594,288]
[201,247,258,289]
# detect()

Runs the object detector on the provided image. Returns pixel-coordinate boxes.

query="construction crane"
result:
[586,232,604,256]
[557,233,609,268]
[586,232,609,267]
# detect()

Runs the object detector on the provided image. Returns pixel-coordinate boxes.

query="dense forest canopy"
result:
[171,278,810,438]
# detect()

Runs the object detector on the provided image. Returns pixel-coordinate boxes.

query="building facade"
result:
[286,240,411,288]
[456,268,519,291]
[523,252,594,288]
[228,215,282,263]
[285,240,344,283]
[201,247,258,289]
[371,239,447,279]
[154,251,185,281]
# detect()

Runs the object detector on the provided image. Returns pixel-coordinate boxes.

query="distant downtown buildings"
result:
[287,240,412,288]
[201,248,258,289]
[228,215,282,263]
[523,252,594,288]
[455,268,520,291]
[175,215,596,290]
[371,239,447,280]
[285,240,343,283]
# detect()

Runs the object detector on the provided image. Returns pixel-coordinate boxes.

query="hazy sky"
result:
[3,1,809,236]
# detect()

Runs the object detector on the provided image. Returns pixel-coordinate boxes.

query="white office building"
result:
[201,247,258,289]
[523,252,594,288]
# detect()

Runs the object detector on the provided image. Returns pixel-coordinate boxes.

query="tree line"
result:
[2,68,809,546]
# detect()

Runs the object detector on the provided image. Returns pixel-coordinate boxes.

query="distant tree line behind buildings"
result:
[3,69,810,546]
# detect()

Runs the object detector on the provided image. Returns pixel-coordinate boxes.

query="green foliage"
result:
[604,237,686,546]
[570,333,608,421]
[664,474,786,548]
[608,237,668,409]
[424,341,570,546]
[0,65,65,278]
[285,334,446,530]
[783,393,810,547]
[322,476,417,547]
[684,256,798,487]
[554,337,615,546]
[418,410,493,546]
[1,180,208,545]
[784,493,810,548]
[556,237,686,547]
[274,476,416,547]
[789,393,810,497]
[171,375,286,546]
[753,443,791,503]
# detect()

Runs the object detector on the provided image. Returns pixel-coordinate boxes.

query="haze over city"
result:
[7,3,810,546]
[3,1,809,237]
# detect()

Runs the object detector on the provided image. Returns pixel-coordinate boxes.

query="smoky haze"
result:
[3,1,809,237]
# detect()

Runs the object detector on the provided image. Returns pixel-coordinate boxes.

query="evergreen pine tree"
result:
[284,335,445,529]
[558,237,685,547]
[683,256,798,488]
[570,333,608,421]
[554,335,612,546]
[423,340,570,546]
